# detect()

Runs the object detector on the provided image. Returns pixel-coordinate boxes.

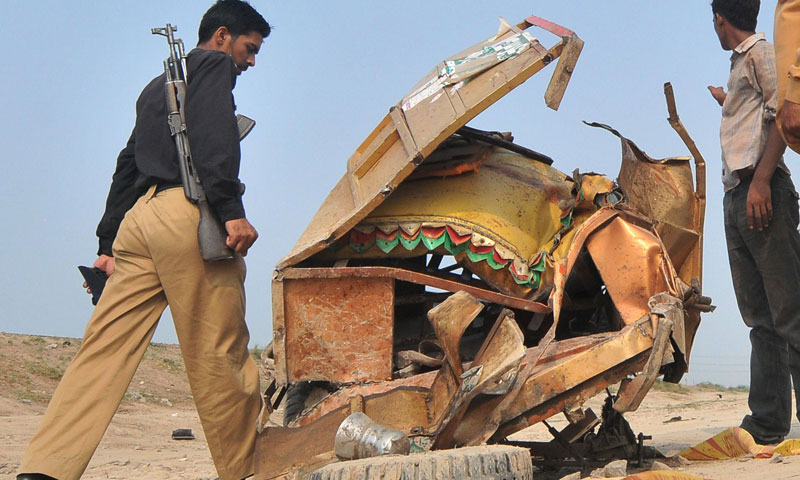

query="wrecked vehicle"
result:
[256,13,712,479]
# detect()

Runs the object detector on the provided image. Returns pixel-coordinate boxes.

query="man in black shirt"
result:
[17,2,270,480]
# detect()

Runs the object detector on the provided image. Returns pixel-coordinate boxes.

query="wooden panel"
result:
[349,113,397,177]
[545,35,583,110]
[402,42,556,155]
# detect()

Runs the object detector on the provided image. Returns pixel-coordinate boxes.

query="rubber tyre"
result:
[283,381,311,426]
[308,445,533,480]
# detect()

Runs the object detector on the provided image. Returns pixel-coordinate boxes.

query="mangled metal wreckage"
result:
[257,14,712,479]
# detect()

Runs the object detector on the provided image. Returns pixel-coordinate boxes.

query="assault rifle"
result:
[151,24,255,261]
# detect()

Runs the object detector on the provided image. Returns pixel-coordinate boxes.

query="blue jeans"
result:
[724,169,800,442]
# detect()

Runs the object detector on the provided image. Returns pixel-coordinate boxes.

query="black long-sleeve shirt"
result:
[96,48,244,256]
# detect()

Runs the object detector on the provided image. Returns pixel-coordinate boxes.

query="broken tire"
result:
[308,445,533,480]
[284,381,312,426]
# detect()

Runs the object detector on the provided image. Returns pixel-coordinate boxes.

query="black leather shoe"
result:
[17,474,57,480]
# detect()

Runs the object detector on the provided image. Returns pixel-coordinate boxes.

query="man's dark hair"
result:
[198,0,270,44]
[711,0,759,32]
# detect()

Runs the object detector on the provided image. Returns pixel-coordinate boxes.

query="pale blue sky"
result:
[0,2,788,386]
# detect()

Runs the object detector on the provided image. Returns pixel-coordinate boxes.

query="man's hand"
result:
[746,177,773,231]
[781,100,800,144]
[708,85,727,106]
[84,254,114,295]
[93,254,115,277]
[225,218,258,256]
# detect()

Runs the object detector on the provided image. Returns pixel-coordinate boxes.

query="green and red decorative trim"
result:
[331,223,549,290]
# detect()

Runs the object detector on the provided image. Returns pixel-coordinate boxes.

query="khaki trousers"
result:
[775,0,800,153]
[19,186,262,480]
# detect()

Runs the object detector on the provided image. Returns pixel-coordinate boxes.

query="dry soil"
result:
[1,332,799,480]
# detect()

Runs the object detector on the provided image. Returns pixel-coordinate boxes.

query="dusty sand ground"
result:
[1,332,799,479]
[515,387,800,479]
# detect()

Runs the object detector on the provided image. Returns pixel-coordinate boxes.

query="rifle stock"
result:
[197,199,234,261]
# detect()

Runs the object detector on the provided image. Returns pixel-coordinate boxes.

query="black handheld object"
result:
[78,266,108,306]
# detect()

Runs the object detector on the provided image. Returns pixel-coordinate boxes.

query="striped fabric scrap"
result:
[679,426,800,461]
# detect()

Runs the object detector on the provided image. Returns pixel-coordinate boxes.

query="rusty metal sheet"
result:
[431,310,526,447]
[578,85,708,372]
[491,352,648,441]
[361,387,432,435]
[255,408,347,480]
[296,373,438,427]
[585,217,669,325]
[655,221,699,274]
[584,121,696,233]
[271,277,288,385]
[521,332,617,364]
[505,317,654,416]
[589,86,706,288]
[664,82,707,366]
[470,310,526,396]
[282,275,394,383]
[582,82,708,369]
[277,15,582,270]
[466,260,568,446]
[429,309,526,429]
[426,299,527,437]
[427,291,483,377]
[450,316,655,446]
[562,208,619,277]
[664,82,707,237]
[425,293,483,432]
[295,331,617,427]
[614,296,682,413]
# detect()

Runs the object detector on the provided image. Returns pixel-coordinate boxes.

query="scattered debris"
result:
[651,460,673,471]
[46,343,58,349]
[664,455,692,467]
[770,454,783,464]
[664,416,683,423]
[560,472,582,480]
[171,428,195,440]
[597,459,627,477]
[127,391,145,402]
